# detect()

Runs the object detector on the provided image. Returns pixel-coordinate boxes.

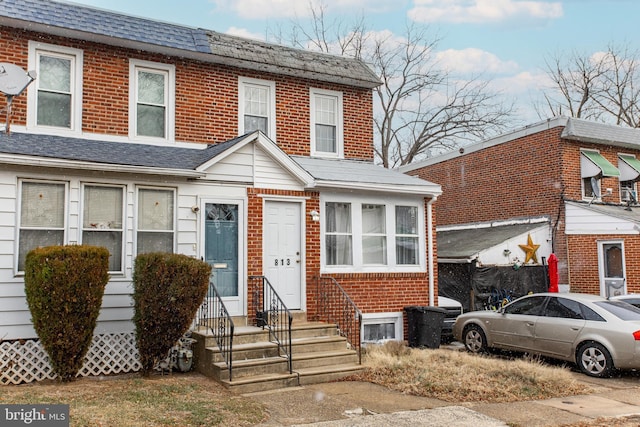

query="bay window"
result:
[323,197,424,272]
[18,181,66,271]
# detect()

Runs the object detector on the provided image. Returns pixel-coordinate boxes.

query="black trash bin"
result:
[404,306,446,349]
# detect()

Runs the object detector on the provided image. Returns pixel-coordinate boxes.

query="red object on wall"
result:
[548,253,559,293]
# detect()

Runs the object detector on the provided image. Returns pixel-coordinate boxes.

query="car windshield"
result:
[594,301,640,321]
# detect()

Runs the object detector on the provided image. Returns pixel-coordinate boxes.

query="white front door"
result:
[264,200,303,309]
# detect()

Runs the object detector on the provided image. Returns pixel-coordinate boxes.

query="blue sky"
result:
[69,0,640,123]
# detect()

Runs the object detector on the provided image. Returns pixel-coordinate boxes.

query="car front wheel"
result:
[577,342,614,378]
[463,324,487,353]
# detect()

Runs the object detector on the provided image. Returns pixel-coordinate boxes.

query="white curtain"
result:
[326,202,352,265]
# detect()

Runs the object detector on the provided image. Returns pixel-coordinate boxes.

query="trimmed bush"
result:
[24,245,110,382]
[133,252,211,376]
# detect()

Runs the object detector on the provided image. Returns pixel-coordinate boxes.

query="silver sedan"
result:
[452,292,640,378]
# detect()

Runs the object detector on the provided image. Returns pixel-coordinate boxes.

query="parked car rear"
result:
[453,292,640,378]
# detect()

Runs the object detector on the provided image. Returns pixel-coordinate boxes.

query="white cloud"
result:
[408,0,563,24]
[211,0,400,19]
[225,26,266,41]
[435,48,519,75]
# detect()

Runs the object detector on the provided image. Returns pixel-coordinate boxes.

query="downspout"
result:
[427,196,438,306]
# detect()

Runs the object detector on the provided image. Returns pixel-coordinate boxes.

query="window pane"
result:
[396,206,418,234]
[396,236,418,265]
[244,115,268,134]
[364,323,396,342]
[137,232,174,254]
[18,230,64,271]
[315,96,336,125]
[363,236,386,264]
[326,235,352,265]
[21,182,65,228]
[326,202,351,233]
[138,189,174,230]
[39,55,71,92]
[137,71,165,104]
[362,204,385,234]
[245,86,268,116]
[604,244,623,277]
[37,91,71,127]
[83,231,123,271]
[137,104,165,138]
[84,186,123,229]
[315,124,336,153]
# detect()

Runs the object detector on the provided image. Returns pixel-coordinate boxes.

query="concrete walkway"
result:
[246,372,640,426]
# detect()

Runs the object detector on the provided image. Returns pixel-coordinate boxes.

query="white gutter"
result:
[427,196,437,306]
[313,180,442,197]
[0,154,205,178]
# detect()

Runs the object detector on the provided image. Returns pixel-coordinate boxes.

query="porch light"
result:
[310,210,320,222]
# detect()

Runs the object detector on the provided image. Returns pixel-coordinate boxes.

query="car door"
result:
[533,296,586,358]
[489,295,546,351]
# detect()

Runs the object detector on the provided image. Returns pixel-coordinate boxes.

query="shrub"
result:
[24,245,110,382]
[133,252,211,376]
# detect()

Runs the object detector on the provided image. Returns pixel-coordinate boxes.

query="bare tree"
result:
[270,4,514,168]
[539,43,640,127]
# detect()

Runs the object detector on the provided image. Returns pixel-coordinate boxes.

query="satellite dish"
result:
[590,177,601,198]
[0,63,36,96]
[0,63,36,134]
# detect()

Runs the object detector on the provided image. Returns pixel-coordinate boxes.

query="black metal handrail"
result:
[249,275,293,374]
[314,276,363,364]
[197,281,235,381]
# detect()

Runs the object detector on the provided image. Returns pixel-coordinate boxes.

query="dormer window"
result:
[27,42,83,133]
[129,60,175,141]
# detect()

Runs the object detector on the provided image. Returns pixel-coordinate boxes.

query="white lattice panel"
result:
[1,332,141,385]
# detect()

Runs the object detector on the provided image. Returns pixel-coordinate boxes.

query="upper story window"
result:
[17,180,67,272]
[310,88,343,158]
[618,154,640,203]
[322,195,425,272]
[82,184,125,273]
[136,187,175,254]
[238,77,276,139]
[580,150,619,200]
[129,60,175,141]
[27,42,83,133]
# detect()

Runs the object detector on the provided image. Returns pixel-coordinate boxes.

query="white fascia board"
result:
[0,154,204,178]
[313,180,442,196]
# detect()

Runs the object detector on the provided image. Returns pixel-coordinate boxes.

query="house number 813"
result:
[274,259,290,266]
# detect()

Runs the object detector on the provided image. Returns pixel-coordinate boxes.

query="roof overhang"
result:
[312,179,441,196]
[0,152,205,178]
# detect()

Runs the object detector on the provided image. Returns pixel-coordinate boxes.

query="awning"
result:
[618,154,640,181]
[581,150,619,178]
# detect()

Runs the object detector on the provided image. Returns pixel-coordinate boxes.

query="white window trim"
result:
[238,77,276,140]
[310,88,343,158]
[320,193,426,273]
[27,41,83,134]
[79,183,126,275]
[134,186,177,255]
[361,312,403,345]
[15,178,69,274]
[128,59,176,142]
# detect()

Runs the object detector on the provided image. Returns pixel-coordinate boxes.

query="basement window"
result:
[362,313,403,345]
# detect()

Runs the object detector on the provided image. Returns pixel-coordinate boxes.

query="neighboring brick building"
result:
[0,0,442,382]
[402,116,640,298]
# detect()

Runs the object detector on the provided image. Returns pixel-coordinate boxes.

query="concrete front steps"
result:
[192,317,363,393]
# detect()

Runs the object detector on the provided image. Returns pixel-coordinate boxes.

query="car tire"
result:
[576,342,614,378]
[463,324,487,353]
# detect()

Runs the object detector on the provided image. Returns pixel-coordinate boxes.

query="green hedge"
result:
[133,252,211,375]
[24,245,110,382]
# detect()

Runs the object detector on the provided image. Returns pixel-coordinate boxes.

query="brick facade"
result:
[406,120,640,295]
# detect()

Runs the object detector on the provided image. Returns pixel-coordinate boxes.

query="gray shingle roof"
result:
[561,117,640,149]
[292,155,441,195]
[0,131,243,170]
[0,0,380,88]
[437,222,547,260]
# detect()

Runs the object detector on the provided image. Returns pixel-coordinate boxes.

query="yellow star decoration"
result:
[519,234,540,264]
